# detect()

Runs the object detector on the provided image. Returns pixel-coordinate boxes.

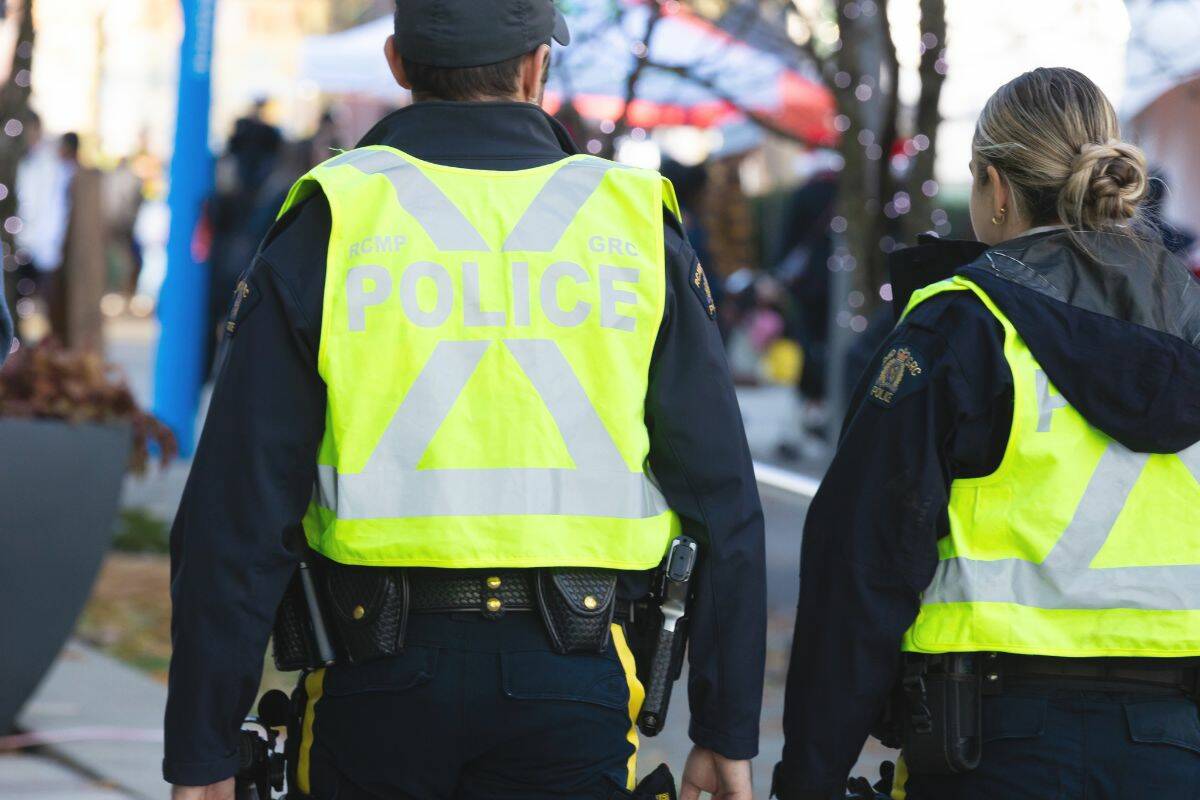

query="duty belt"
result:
[315,562,623,664]
[991,653,1200,695]
[408,569,535,614]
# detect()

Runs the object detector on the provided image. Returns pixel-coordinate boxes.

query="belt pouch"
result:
[325,564,409,664]
[902,654,982,774]
[536,568,618,654]
[271,568,322,671]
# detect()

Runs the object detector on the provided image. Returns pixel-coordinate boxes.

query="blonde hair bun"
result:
[974,68,1150,234]
[1064,140,1149,229]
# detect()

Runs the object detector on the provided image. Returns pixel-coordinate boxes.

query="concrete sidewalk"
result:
[0,753,134,800]
[11,641,168,800]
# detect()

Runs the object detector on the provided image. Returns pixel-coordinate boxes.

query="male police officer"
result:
[164,2,765,799]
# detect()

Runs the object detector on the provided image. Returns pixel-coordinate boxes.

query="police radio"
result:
[235,691,290,800]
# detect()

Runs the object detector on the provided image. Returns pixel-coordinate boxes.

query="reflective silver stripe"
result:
[364,340,490,472]
[504,339,628,471]
[924,557,1200,611]
[926,442,1200,610]
[599,265,639,332]
[346,265,392,332]
[316,464,670,519]
[317,338,669,520]
[463,261,507,327]
[1040,445,1149,570]
[398,261,454,328]
[503,159,619,252]
[540,261,591,327]
[327,150,490,252]
[1035,369,1068,433]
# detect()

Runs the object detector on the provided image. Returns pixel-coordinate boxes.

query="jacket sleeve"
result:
[645,220,767,760]
[773,294,1011,799]
[163,198,330,786]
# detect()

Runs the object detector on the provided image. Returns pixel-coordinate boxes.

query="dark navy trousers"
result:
[897,684,1200,799]
[291,611,643,800]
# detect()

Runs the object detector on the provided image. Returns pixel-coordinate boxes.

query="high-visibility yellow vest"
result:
[279,146,682,569]
[901,276,1200,657]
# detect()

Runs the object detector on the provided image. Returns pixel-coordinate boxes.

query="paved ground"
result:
[0,753,132,800]
[3,318,894,798]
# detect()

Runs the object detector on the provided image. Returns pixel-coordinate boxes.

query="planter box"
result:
[0,419,131,733]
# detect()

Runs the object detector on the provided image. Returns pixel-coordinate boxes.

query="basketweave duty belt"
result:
[408,569,535,614]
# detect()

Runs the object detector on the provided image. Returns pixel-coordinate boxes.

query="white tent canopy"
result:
[299,16,408,100]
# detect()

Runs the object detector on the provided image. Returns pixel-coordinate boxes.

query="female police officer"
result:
[772,67,1200,799]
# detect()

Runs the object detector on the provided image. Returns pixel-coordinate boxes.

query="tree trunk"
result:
[901,0,947,244]
[1,0,35,313]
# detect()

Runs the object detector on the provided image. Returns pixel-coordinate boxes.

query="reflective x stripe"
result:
[328,150,622,255]
[503,158,622,252]
[327,150,490,251]
[316,338,669,520]
[1035,370,1068,433]
[926,441,1200,610]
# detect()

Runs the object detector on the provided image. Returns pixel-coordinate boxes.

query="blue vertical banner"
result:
[154,0,217,456]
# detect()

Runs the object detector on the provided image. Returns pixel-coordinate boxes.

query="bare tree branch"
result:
[641,60,810,144]
[613,0,666,138]
[902,0,947,241]
[1,0,35,289]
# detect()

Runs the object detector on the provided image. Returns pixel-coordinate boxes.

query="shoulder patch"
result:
[690,261,717,320]
[869,344,925,407]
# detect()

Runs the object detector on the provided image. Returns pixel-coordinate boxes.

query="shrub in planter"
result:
[0,342,176,732]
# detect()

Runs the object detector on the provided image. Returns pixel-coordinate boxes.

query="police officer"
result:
[164,2,766,799]
[772,67,1200,799]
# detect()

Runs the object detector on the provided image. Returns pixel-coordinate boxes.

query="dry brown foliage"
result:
[0,340,177,474]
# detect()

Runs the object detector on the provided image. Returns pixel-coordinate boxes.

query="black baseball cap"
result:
[394,0,571,69]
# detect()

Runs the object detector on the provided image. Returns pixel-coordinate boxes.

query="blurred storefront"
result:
[24,0,333,161]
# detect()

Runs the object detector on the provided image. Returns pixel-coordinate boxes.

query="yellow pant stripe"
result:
[611,624,644,791]
[297,668,325,795]
[892,754,908,800]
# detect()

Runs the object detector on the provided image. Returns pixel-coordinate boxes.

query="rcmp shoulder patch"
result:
[690,261,717,320]
[869,344,925,407]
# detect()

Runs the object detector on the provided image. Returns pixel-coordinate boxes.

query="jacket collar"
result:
[356,101,579,167]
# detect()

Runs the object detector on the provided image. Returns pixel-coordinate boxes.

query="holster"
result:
[271,569,324,672]
[324,564,410,664]
[897,653,983,775]
[536,568,618,654]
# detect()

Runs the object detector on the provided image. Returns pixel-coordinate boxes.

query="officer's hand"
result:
[171,779,234,800]
[680,746,754,800]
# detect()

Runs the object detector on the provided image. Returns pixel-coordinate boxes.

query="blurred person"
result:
[305,109,344,169]
[164,4,765,800]
[56,132,109,348]
[203,110,287,372]
[228,98,282,189]
[774,67,1200,800]
[14,115,74,329]
[103,157,146,295]
[773,163,838,405]
[1143,169,1196,258]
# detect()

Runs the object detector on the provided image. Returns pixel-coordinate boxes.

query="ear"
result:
[986,164,1009,216]
[385,35,411,90]
[519,44,551,104]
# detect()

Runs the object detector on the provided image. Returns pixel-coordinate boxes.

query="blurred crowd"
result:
[6,97,1198,467]
[196,100,343,370]
[4,112,160,350]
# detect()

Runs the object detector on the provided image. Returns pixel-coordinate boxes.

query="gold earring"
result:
[991,207,1007,226]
